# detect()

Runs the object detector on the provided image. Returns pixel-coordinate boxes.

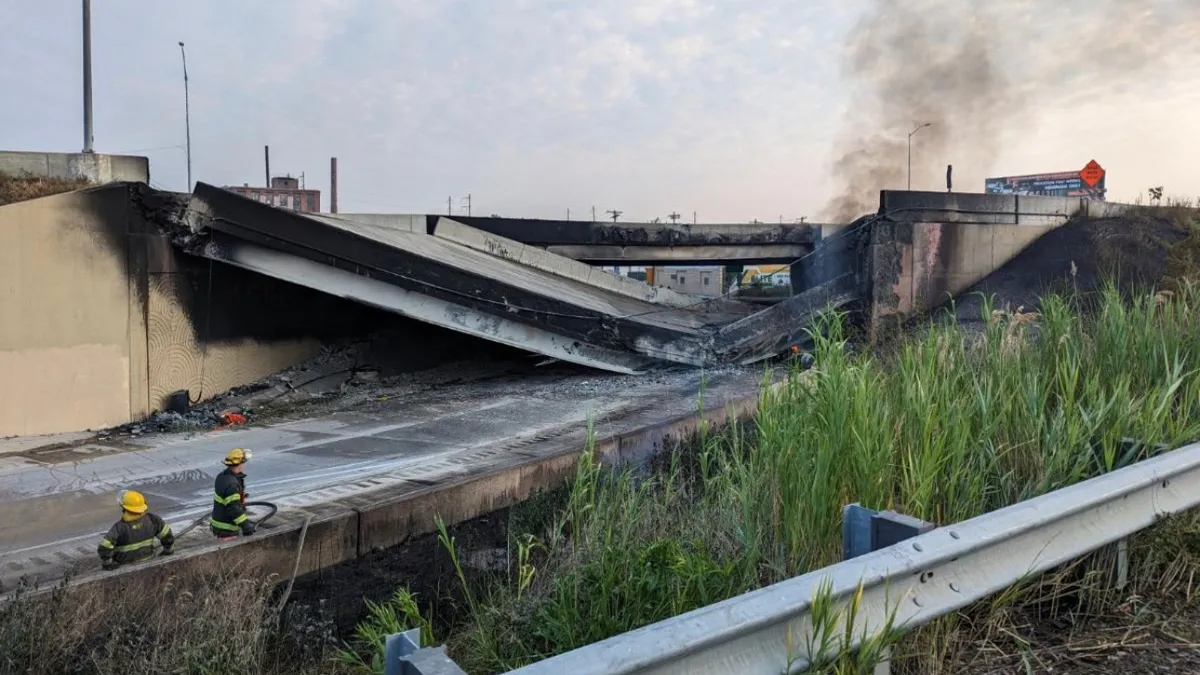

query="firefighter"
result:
[97,490,175,570]
[212,447,257,539]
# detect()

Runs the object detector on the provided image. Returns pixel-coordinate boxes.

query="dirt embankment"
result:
[950,210,1200,324]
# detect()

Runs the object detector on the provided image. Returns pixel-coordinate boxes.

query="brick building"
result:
[224,176,321,213]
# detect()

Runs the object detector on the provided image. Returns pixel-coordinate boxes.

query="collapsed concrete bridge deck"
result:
[185,182,858,374]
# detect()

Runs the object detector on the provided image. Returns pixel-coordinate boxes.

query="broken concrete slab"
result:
[182,184,862,373]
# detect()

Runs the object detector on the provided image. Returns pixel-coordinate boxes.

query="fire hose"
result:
[172,500,280,538]
[149,500,312,620]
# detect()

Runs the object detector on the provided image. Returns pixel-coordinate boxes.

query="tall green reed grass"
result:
[345,281,1200,674]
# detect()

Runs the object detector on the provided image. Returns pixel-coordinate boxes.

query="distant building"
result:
[224,176,321,213]
[646,266,724,297]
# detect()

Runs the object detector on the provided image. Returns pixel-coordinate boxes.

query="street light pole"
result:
[82,0,93,153]
[907,122,931,190]
[178,41,192,191]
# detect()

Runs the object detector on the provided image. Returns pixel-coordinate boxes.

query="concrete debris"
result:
[104,409,221,438]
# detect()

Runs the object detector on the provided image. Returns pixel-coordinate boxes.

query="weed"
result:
[334,588,432,675]
[0,560,344,675]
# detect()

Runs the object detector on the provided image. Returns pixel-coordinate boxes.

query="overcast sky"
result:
[2,1,1198,221]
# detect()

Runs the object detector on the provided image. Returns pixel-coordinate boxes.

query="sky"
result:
[1,0,1198,221]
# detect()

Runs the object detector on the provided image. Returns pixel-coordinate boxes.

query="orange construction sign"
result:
[1079,160,1105,189]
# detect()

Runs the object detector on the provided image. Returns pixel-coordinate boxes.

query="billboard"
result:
[985,160,1107,201]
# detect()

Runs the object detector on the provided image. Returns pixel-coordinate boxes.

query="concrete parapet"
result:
[880,190,1130,226]
[0,150,149,184]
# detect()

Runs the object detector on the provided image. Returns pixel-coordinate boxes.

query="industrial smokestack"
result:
[264,145,270,187]
[330,157,338,214]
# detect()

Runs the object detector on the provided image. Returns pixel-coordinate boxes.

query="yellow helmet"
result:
[117,490,148,514]
[223,448,252,466]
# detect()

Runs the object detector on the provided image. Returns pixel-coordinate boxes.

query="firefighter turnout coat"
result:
[97,512,175,567]
[211,466,254,536]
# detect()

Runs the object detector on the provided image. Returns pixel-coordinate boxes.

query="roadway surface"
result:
[0,365,760,591]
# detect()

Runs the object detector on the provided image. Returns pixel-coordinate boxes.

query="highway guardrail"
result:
[503,440,1200,675]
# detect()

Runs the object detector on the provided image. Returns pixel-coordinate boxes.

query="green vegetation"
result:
[339,277,1200,674]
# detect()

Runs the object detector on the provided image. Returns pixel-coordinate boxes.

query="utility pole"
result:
[461,194,472,216]
[82,0,94,153]
[693,211,697,225]
[668,212,681,224]
[178,42,192,190]
[591,206,596,222]
[907,122,932,190]
[605,209,622,222]
[264,146,270,187]
[447,196,452,215]
[566,208,570,220]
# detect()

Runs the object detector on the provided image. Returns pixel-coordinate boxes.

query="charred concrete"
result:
[447,215,820,247]
[187,183,730,362]
[61,182,517,368]
[713,273,862,364]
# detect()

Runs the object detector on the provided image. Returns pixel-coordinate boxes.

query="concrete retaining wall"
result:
[0,189,139,435]
[0,150,149,184]
[867,191,1132,341]
[0,184,424,437]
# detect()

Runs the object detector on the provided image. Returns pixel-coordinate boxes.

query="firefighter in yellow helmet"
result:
[212,448,256,539]
[97,490,175,570]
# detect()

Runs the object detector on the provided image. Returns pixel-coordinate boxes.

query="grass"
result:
[0,560,349,675]
[0,171,90,207]
[334,274,1200,674]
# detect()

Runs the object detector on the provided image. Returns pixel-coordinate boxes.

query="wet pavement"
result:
[0,365,760,590]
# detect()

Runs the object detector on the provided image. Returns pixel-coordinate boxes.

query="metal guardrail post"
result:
[843,504,935,674]
[383,628,468,675]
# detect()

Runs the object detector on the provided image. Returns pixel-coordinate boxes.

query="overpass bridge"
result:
[339,213,821,265]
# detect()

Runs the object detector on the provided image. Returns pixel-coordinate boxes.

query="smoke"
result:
[822,0,1200,222]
